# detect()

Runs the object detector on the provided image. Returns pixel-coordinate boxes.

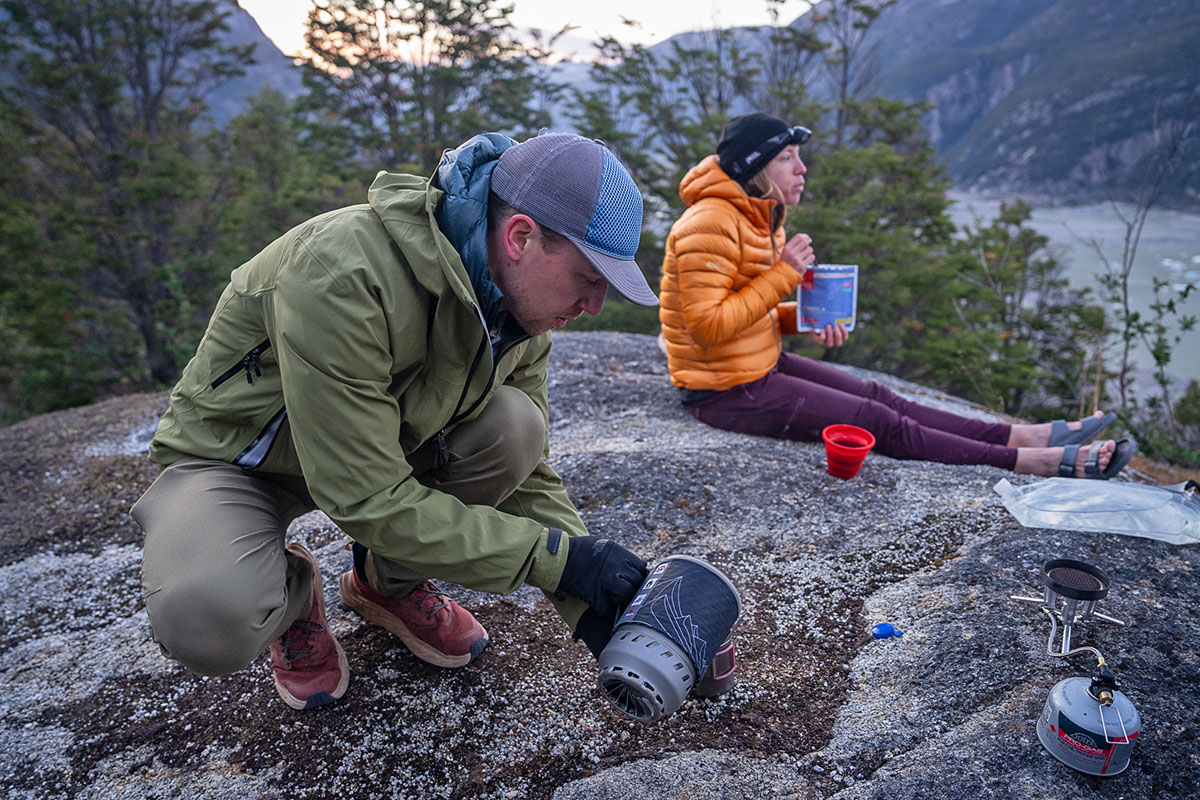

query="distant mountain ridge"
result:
[864,0,1200,207]
[208,0,302,123]
[213,0,1199,209]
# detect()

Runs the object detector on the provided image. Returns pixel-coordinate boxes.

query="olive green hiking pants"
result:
[132,386,545,677]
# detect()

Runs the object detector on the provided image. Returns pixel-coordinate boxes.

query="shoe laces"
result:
[280,618,326,665]
[410,581,451,620]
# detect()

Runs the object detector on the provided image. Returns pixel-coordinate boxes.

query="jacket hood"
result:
[365,170,475,304]
[433,132,518,329]
[679,155,775,232]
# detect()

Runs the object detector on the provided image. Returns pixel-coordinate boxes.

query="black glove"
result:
[557,536,648,632]
[574,607,616,659]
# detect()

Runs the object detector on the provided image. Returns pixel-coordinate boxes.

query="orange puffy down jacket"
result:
[659,155,802,391]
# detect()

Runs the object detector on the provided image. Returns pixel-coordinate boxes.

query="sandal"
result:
[1057,439,1135,480]
[1047,412,1116,447]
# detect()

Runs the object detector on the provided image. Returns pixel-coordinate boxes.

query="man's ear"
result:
[502,213,538,262]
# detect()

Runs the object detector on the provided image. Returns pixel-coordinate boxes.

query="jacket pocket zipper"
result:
[431,307,529,468]
[210,339,272,389]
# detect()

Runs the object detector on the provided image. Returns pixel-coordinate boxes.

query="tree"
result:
[795,97,958,378]
[199,89,369,271]
[300,0,554,174]
[1083,96,1198,462]
[943,201,1106,416]
[1092,106,1197,402]
[805,0,896,146]
[0,0,252,388]
[574,29,760,219]
[0,103,141,421]
[753,0,827,122]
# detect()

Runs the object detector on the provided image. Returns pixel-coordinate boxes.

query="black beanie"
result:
[717,112,810,184]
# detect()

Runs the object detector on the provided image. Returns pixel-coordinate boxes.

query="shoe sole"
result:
[273,544,350,711]
[339,570,487,668]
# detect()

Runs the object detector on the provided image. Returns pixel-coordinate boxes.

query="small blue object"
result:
[871,623,904,639]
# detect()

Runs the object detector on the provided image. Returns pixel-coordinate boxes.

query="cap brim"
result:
[574,242,659,307]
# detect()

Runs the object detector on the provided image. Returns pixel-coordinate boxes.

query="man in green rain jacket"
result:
[131,132,659,710]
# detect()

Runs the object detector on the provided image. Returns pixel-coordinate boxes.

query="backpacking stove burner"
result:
[1045,559,1108,600]
[1012,558,1125,656]
[1013,558,1142,776]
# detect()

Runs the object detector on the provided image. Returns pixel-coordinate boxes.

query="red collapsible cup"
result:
[821,424,876,479]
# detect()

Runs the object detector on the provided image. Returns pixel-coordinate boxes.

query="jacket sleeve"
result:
[673,204,802,347]
[495,334,592,630]
[268,242,568,596]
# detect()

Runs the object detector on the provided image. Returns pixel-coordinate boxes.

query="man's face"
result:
[493,217,608,336]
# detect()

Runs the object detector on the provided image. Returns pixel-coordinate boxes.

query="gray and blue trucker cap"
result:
[491,132,658,307]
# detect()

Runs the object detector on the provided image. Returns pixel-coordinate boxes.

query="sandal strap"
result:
[1047,411,1117,447]
[1058,444,1080,478]
[1083,440,1104,478]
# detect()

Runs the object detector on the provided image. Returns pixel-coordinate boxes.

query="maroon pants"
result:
[684,352,1018,469]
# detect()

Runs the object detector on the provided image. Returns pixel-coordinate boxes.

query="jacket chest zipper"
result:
[211,339,272,389]
[434,338,487,468]
[432,308,528,468]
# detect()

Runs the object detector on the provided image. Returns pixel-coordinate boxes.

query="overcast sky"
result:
[237,0,814,58]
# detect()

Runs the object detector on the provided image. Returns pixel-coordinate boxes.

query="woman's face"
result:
[760,144,807,205]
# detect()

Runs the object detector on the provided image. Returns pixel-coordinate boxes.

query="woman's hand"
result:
[781,232,815,276]
[812,324,849,347]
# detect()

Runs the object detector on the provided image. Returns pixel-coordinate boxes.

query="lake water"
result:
[948,192,1200,395]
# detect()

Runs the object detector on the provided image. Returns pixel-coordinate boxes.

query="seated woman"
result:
[658,112,1133,480]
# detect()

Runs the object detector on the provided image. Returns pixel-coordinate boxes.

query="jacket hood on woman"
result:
[659,155,801,391]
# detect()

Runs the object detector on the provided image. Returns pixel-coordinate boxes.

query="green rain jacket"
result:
[148,171,587,601]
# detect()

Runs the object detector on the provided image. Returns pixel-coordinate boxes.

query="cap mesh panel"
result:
[586,150,643,258]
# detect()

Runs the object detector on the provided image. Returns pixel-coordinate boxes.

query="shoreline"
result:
[948,192,1200,391]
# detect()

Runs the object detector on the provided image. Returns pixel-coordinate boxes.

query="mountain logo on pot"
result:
[647,577,709,672]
